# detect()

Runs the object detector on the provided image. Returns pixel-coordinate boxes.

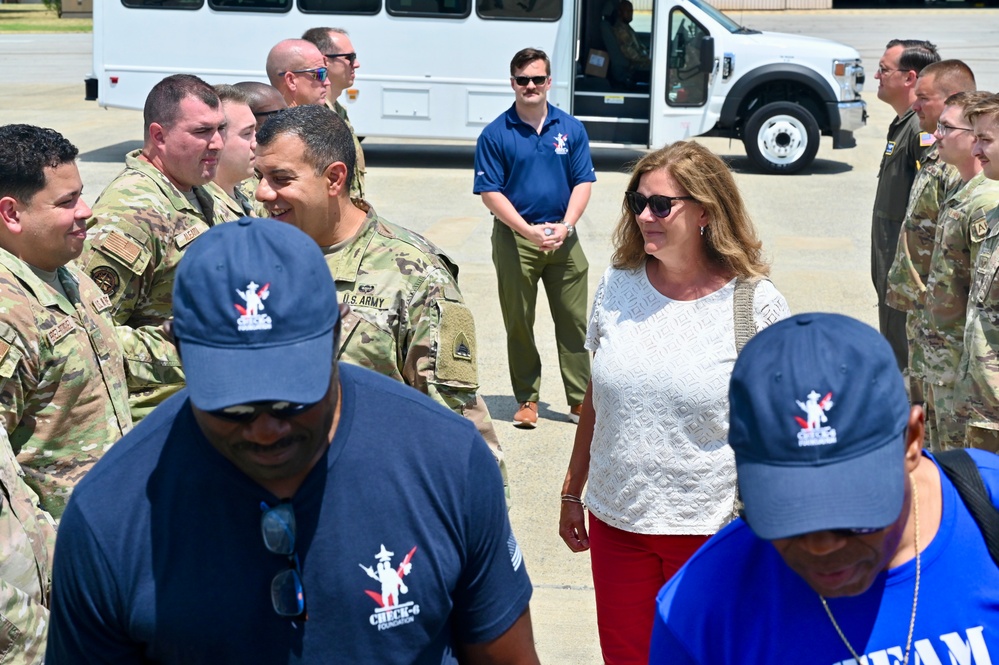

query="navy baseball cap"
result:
[173,217,340,412]
[728,313,911,540]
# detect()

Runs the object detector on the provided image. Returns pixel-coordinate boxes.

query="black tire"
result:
[742,101,820,175]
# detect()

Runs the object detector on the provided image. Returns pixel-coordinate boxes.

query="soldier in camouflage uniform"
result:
[253,105,508,496]
[917,91,999,450]
[210,85,258,218]
[0,427,56,665]
[0,124,132,518]
[958,93,999,452]
[233,81,287,219]
[886,60,974,408]
[302,27,367,204]
[77,75,238,422]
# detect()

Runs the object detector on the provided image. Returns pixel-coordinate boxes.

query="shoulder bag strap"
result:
[935,448,999,567]
[733,277,762,355]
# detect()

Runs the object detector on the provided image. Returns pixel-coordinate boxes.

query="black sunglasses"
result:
[512,75,549,87]
[325,52,358,64]
[624,191,695,218]
[208,400,319,423]
[829,527,884,537]
[261,501,307,620]
[253,109,283,119]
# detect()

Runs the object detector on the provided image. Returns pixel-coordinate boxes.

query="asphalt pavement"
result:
[2,9,999,661]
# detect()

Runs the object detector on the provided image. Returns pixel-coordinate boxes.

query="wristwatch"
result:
[560,220,575,237]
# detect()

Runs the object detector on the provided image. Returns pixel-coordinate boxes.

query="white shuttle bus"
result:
[86,0,867,173]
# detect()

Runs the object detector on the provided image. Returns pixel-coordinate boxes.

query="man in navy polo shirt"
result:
[474,47,596,429]
[46,219,538,664]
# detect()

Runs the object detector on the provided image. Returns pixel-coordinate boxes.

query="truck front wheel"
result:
[743,101,820,175]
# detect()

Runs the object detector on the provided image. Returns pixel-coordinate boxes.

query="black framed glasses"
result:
[208,400,319,423]
[325,52,357,64]
[261,501,307,620]
[280,67,329,83]
[936,121,973,137]
[624,191,695,218]
[512,75,549,87]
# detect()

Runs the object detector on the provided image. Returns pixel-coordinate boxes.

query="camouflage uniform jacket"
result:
[328,99,366,203]
[205,181,254,218]
[885,146,961,313]
[236,177,269,218]
[0,249,131,517]
[77,150,239,420]
[326,210,479,410]
[0,426,56,665]
[920,173,999,388]
[960,205,999,429]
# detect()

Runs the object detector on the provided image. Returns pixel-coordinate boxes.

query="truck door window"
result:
[666,9,709,107]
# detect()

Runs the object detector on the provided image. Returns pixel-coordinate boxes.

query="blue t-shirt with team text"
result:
[473,102,596,224]
[47,363,532,665]
[650,450,999,665]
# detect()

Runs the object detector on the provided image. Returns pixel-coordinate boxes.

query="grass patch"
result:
[0,4,92,32]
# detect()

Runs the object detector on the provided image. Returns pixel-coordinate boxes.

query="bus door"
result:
[648,1,714,147]
[571,0,654,146]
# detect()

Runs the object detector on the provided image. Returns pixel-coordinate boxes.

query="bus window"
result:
[121,0,202,9]
[386,0,469,18]
[209,0,289,11]
[299,0,380,13]
[476,0,559,21]
[666,8,708,107]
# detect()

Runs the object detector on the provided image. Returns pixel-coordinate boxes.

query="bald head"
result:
[233,81,287,130]
[265,39,330,107]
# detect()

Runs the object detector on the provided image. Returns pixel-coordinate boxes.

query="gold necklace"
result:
[820,474,920,665]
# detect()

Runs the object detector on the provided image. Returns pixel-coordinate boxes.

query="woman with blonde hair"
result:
[558,141,790,664]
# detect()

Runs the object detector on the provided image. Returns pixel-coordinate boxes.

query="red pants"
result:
[589,513,709,665]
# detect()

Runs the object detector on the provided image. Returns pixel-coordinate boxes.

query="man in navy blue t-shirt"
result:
[46,218,538,664]
[473,47,596,429]
[651,313,999,664]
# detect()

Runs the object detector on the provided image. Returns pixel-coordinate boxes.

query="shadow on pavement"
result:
[364,143,648,174]
[80,140,143,163]
[722,154,854,176]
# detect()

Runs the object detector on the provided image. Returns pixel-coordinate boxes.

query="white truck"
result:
[86,0,866,174]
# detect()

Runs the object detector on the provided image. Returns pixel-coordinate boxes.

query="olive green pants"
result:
[491,219,590,405]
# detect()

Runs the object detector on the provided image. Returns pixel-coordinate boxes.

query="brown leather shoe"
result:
[568,404,582,424]
[513,401,538,429]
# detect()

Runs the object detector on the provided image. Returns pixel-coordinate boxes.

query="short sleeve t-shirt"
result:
[650,450,999,664]
[47,364,532,664]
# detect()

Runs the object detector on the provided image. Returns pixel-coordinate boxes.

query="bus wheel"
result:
[743,101,820,175]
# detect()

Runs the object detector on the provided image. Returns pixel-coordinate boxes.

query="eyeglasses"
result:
[261,501,307,619]
[512,75,549,87]
[876,65,898,76]
[208,400,319,423]
[936,121,974,137]
[624,191,695,218]
[280,67,329,83]
[325,52,357,65]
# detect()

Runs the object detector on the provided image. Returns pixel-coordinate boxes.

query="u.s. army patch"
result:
[90,266,121,297]
[103,230,142,265]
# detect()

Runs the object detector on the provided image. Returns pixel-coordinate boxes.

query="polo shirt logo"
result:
[553,133,569,155]
[360,544,421,632]
[885,140,896,156]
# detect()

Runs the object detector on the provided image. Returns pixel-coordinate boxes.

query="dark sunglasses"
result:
[208,400,319,423]
[280,67,329,83]
[829,527,884,537]
[261,501,307,620]
[325,52,358,65]
[253,109,283,119]
[512,75,549,87]
[624,191,696,218]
